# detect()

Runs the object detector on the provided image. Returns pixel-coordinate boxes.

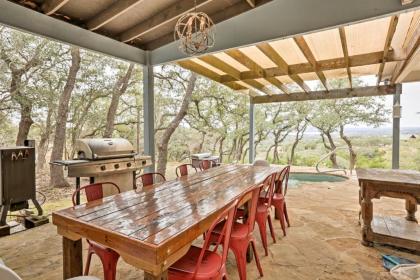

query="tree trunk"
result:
[322,132,339,168]
[37,105,54,171]
[50,47,81,188]
[156,73,197,176]
[16,104,33,146]
[218,136,225,163]
[103,63,134,138]
[289,121,308,165]
[339,125,356,174]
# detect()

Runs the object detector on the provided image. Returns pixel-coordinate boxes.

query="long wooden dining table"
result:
[52,164,278,280]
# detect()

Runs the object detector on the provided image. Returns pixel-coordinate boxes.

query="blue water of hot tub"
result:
[288,172,348,188]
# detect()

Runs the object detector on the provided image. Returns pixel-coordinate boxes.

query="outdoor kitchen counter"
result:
[52,164,278,280]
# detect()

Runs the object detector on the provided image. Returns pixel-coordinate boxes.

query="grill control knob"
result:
[114,164,120,169]
[127,162,132,167]
[142,160,146,165]
[100,166,106,171]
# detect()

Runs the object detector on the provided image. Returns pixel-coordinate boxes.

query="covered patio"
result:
[0,0,419,280]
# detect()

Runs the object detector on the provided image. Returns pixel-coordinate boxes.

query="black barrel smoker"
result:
[0,140,48,236]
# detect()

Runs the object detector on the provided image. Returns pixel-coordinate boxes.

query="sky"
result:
[385,82,420,127]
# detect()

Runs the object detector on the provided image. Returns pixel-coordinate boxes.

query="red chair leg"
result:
[84,248,94,276]
[230,243,247,280]
[256,215,269,256]
[278,205,287,237]
[250,239,263,277]
[267,214,276,243]
[100,251,119,280]
[284,203,290,227]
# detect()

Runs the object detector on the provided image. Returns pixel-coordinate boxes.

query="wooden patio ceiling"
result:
[177,10,420,103]
[8,0,271,50]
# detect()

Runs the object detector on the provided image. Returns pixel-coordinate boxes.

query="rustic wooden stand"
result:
[357,168,420,251]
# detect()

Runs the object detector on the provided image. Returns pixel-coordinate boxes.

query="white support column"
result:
[249,101,255,164]
[143,51,155,172]
[392,84,402,169]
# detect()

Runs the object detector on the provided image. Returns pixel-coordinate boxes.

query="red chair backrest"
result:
[259,173,276,208]
[72,182,121,206]
[199,160,214,171]
[244,185,265,235]
[175,164,197,177]
[138,172,166,187]
[275,165,290,196]
[194,199,238,278]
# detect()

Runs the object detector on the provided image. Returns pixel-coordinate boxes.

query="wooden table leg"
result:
[405,198,418,223]
[361,192,373,247]
[62,237,83,279]
[144,271,168,280]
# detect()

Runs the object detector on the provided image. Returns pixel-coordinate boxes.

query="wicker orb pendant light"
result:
[174,0,215,55]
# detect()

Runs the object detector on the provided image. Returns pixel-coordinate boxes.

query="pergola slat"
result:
[251,85,398,104]
[377,15,399,85]
[177,60,249,92]
[42,0,70,16]
[219,50,399,83]
[256,43,288,74]
[290,74,311,93]
[391,13,420,84]
[338,27,353,89]
[265,77,290,94]
[294,36,329,91]
[199,55,242,80]
[87,0,146,31]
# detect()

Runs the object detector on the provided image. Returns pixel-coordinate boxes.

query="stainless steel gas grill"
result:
[52,138,152,204]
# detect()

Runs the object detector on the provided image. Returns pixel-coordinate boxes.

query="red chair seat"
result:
[169,246,224,280]
[212,221,249,240]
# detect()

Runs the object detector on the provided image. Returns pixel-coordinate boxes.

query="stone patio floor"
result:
[0,168,419,280]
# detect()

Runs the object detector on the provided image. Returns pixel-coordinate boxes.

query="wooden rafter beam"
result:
[119,0,212,43]
[244,80,274,95]
[257,42,288,74]
[246,0,256,8]
[338,27,352,89]
[42,0,70,15]
[198,55,241,80]
[219,50,399,83]
[86,0,145,31]
[251,85,400,104]
[225,49,275,95]
[198,54,271,95]
[290,74,311,93]
[265,77,290,94]
[294,36,328,91]
[391,12,420,84]
[377,15,399,85]
[177,60,247,91]
[401,0,414,5]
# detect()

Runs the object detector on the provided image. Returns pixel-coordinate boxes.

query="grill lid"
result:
[75,138,136,160]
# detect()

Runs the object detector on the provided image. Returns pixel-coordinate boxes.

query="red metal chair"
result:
[72,182,121,280]
[199,159,216,171]
[260,166,291,236]
[175,163,198,177]
[168,199,238,280]
[256,173,277,256]
[136,172,166,187]
[207,186,264,280]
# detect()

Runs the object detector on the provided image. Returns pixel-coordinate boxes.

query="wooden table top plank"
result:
[69,165,246,219]
[81,166,251,225]
[142,167,276,244]
[357,168,420,186]
[92,167,254,234]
